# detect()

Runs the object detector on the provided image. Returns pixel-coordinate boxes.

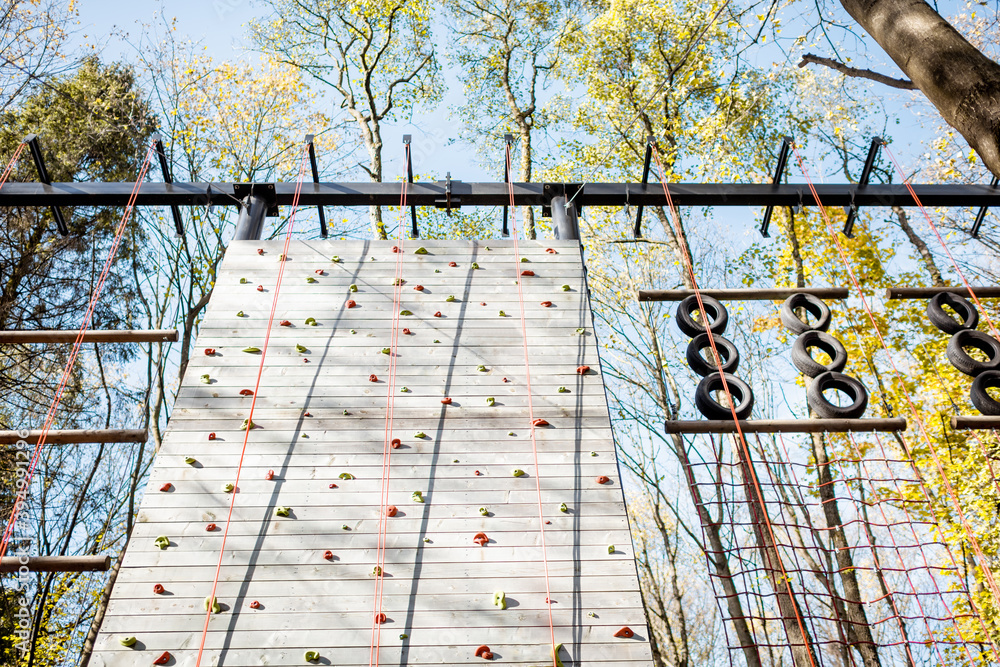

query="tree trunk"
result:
[839,0,1000,177]
[518,123,535,240]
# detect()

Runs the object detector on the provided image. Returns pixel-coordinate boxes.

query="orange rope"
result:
[0,142,26,188]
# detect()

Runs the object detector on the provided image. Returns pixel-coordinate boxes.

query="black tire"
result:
[971,370,1000,416]
[946,329,1000,377]
[927,292,978,335]
[695,372,754,420]
[686,333,740,377]
[791,331,848,378]
[780,293,832,334]
[675,295,728,338]
[806,371,868,419]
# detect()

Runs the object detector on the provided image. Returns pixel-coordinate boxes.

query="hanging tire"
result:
[695,372,754,420]
[780,293,832,334]
[791,331,848,378]
[971,370,1000,416]
[945,329,1000,376]
[675,295,728,338]
[926,292,978,335]
[806,371,868,419]
[686,333,740,377]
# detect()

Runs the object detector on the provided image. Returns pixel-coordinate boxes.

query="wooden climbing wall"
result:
[90,239,653,666]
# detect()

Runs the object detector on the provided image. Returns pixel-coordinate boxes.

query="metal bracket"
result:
[24,134,67,236]
[759,136,793,238]
[502,134,513,237]
[633,137,654,238]
[541,183,583,218]
[403,135,418,237]
[843,137,882,238]
[305,134,327,238]
[971,174,1000,238]
[232,183,278,217]
[152,135,184,237]
[434,172,460,214]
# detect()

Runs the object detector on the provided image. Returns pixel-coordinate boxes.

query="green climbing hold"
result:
[342,525,349,530]
[591,451,598,457]
[513,469,525,477]
[485,246,491,250]
[222,483,234,493]
[400,633,409,639]
[479,507,489,516]
[508,432,515,436]
[493,590,507,610]
[242,346,261,353]
[296,344,308,353]
[240,419,255,431]
[477,365,487,372]
[200,374,211,384]
[304,651,320,662]
[414,431,427,439]
[240,277,247,284]
[553,643,566,667]
[339,472,355,480]
[381,347,391,354]
[350,329,357,334]
[575,327,586,335]
[350,283,358,292]
[558,386,569,393]
[275,506,291,517]
[343,410,349,415]
[433,339,440,343]
[559,503,569,513]
[119,636,137,647]
[471,262,480,269]
[608,545,616,554]
[331,255,341,263]
[184,456,197,465]
[400,310,413,316]
[423,537,430,543]
[561,285,570,291]
[372,565,383,576]
[306,276,318,283]
[305,317,317,326]
[401,387,409,393]
[486,397,495,406]
[414,247,428,254]
[154,536,169,550]
[237,310,246,317]
[498,310,507,317]
[445,295,456,302]
[434,269,441,273]
[204,596,221,613]
[393,277,405,286]
[520,257,529,262]
[412,490,425,503]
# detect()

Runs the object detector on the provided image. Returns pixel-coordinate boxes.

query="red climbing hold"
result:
[386,505,398,517]
[240,389,254,396]
[256,285,264,291]
[279,320,292,326]
[391,438,401,449]
[159,483,172,492]
[204,348,215,356]
[208,433,216,441]
[257,248,264,255]
[475,645,493,660]
[329,483,338,488]
[403,328,412,335]
[520,270,535,276]
[540,301,552,307]
[265,470,274,480]
[392,245,400,253]
[480,302,486,306]
[153,584,165,594]
[434,311,442,317]
[347,300,357,308]
[449,261,457,267]
[441,397,452,404]
[206,523,217,531]
[577,365,590,375]
[597,475,610,484]
[502,378,509,383]
[375,612,386,624]
[249,600,260,609]
[153,651,171,665]
[414,285,424,291]
[614,626,635,638]
[546,248,557,253]
[314,269,324,275]
[324,550,334,560]
[369,374,378,382]
[475,470,481,476]
[304,412,312,417]
[532,418,549,427]
[473,532,489,546]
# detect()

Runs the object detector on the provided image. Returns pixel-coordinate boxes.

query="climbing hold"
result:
[434,339,441,343]
[200,374,211,384]
[441,397,452,404]
[347,300,357,308]
[375,612,387,624]
[474,532,489,546]
[339,472,355,480]
[591,451,598,456]
[393,277,405,286]
[400,309,413,316]
[521,270,535,276]
[559,503,569,513]
[485,246,491,250]
[350,283,358,292]
[159,483,172,492]
[558,386,568,393]
[153,584,165,594]
[475,645,493,659]
[400,387,409,393]
[381,347,391,355]
[240,389,254,396]
[561,285,570,291]
[486,397,495,406]
[403,328,412,335]
[119,636,137,647]
[532,418,549,426]
[513,469,525,477]
[412,490,425,503]
[323,550,334,560]
[369,374,379,382]
[541,301,552,307]
[275,506,291,517]
[414,247,428,254]
[400,633,408,639]
[329,483,338,488]
[508,432,515,436]
[392,245,400,253]
[279,320,292,327]
[207,433,216,441]
[184,456,197,465]
[414,284,424,291]
[448,261,457,267]
[614,626,635,638]
[222,483,234,493]
[386,505,398,517]
[304,651,319,662]
[502,377,509,383]
[206,523,217,531]
[154,536,169,549]
[471,262,480,269]
[305,317,317,326]
[414,431,427,438]
[391,438,401,449]
[577,365,590,374]
[342,525,350,530]
[153,652,172,665]
[204,348,215,355]
[372,565,383,576]
[343,409,350,414]
[553,643,566,667]
[304,412,312,417]
[242,346,261,353]
[423,538,430,543]
[296,344,308,353]
[257,248,264,255]
[597,475,610,484]
[479,507,489,516]
[240,418,255,430]
[331,255,341,262]
[315,269,325,275]
[204,595,221,613]
[477,365,487,372]
[434,311,442,317]
[250,600,260,609]
[240,277,248,284]
[546,248,557,253]
[520,257,529,263]
[445,295,456,302]
[608,545,616,554]
[493,590,506,609]
[350,329,357,334]
[498,310,507,317]
[256,285,264,292]
[306,276,317,283]
[265,470,274,480]
[475,470,482,476]
[237,310,246,317]
[480,302,486,306]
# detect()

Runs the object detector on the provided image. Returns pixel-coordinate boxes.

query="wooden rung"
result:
[0,329,178,344]
[638,288,850,302]
[950,416,1000,429]
[0,555,111,573]
[886,287,1000,299]
[0,429,146,445]
[663,417,907,434]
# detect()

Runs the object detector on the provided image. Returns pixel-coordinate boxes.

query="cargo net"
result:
[679,428,994,667]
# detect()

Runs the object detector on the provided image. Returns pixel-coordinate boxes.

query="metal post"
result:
[305,134,328,238]
[551,196,580,241]
[233,194,267,241]
[760,136,793,238]
[24,134,68,236]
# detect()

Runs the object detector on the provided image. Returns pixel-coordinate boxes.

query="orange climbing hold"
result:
[249,600,260,609]
[392,245,400,253]
[329,483,338,488]
[153,651,171,665]
[546,248,557,253]
[414,285,424,291]
[391,438,401,449]
[475,645,493,660]
[256,285,264,291]
[206,523,217,531]
[375,612,386,624]
[448,261,457,267]
[577,365,590,374]
[279,320,292,326]
[597,475,610,484]
[204,348,215,355]
[473,532,489,546]
[403,328,412,335]
[386,505,398,517]
[347,299,357,308]
[434,311,442,317]
[240,389,254,396]
[265,470,274,480]
[323,550,334,560]
[532,418,549,427]
[208,433,216,441]
[614,626,635,638]
[521,270,535,276]
[314,269,324,275]
[369,374,378,382]
[540,301,552,307]
[153,584,165,594]
[441,397,452,404]
[159,483,172,492]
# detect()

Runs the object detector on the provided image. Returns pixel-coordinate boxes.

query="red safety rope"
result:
[0,142,26,188]
[0,140,155,559]
[649,142,821,667]
[194,145,308,665]
[506,144,558,665]
[790,143,1000,627]
[369,146,409,667]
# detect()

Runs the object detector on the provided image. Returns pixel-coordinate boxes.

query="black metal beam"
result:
[153,135,184,237]
[502,134,513,237]
[759,136,793,238]
[4,181,1000,208]
[633,138,654,238]
[403,135,418,237]
[305,134,327,238]
[971,174,999,238]
[24,134,68,235]
[843,137,882,238]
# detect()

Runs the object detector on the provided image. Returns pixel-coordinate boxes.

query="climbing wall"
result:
[91,239,652,666]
